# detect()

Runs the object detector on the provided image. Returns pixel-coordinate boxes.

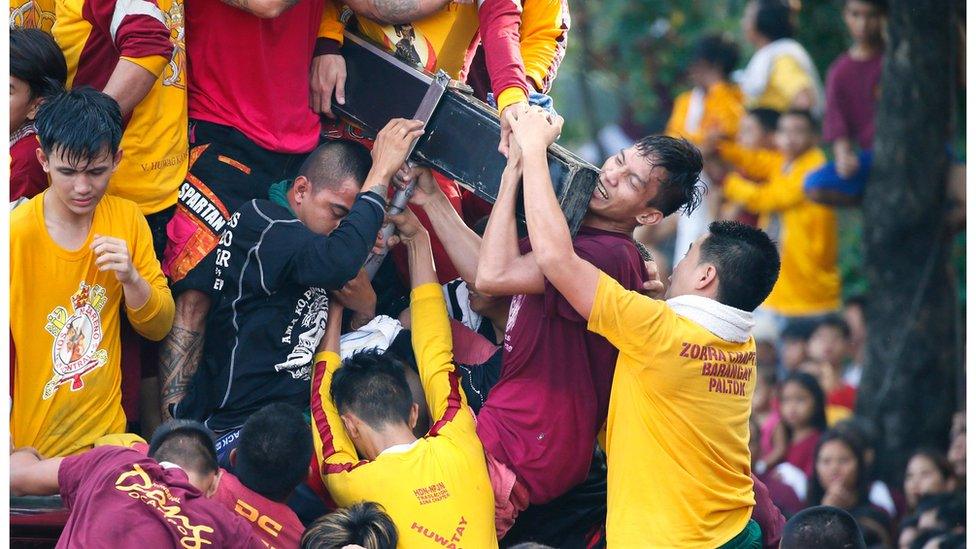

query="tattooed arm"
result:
[158,292,210,420]
[343,0,451,24]
[220,0,299,18]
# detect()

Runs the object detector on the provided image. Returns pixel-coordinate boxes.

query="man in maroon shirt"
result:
[212,403,311,549]
[804,0,886,205]
[399,133,703,538]
[159,0,341,423]
[10,421,263,548]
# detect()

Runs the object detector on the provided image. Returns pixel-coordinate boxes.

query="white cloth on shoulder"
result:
[737,38,825,117]
[339,315,403,359]
[667,294,755,343]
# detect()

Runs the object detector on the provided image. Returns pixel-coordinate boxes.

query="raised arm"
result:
[474,146,545,296]
[505,107,597,318]
[723,168,807,214]
[101,1,174,117]
[310,302,368,503]
[310,0,347,118]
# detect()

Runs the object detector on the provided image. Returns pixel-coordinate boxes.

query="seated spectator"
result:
[738,0,825,115]
[510,106,781,547]
[311,209,496,546]
[10,88,174,458]
[904,449,956,514]
[213,403,311,548]
[807,315,858,413]
[9,27,66,201]
[10,420,262,547]
[172,122,420,467]
[300,502,398,549]
[710,109,838,325]
[771,372,827,477]
[780,505,867,549]
[808,430,893,539]
[831,417,901,519]
[804,0,886,206]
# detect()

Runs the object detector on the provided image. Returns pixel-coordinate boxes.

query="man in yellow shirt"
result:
[311,209,497,547]
[712,109,839,319]
[10,89,174,458]
[506,106,782,547]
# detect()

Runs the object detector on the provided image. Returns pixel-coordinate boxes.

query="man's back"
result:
[213,470,304,548]
[475,226,647,504]
[588,273,756,547]
[57,446,259,548]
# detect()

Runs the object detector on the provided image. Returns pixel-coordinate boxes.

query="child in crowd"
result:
[904,449,956,513]
[771,372,827,476]
[9,27,67,201]
[808,430,893,546]
[804,0,887,205]
[709,109,839,324]
[797,359,852,425]
[807,315,858,413]
[831,417,901,519]
[779,319,815,376]
[709,108,780,226]
[300,502,398,549]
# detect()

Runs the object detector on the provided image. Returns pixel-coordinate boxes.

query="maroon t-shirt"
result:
[213,470,304,549]
[57,446,262,549]
[476,226,648,504]
[822,52,883,150]
[786,429,822,477]
[10,132,47,201]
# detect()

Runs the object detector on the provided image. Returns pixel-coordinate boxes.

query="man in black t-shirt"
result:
[173,119,425,465]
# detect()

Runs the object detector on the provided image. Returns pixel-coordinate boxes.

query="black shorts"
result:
[162,120,311,295]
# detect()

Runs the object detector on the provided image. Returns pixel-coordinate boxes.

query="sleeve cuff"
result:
[410,282,443,302]
[314,38,342,56]
[125,285,164,323]
[359,191,386,213]
[496,87,529,114]
[120,55,169,78]
[586,271,612,330]
[314,351,341,365]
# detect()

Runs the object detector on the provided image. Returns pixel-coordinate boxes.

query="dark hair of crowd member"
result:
[808,429,872,508]
[698,220,780,311]
[813,314,852,340]
[300,502,398,549]
[148,420,219,477]
[782,108,820,131]
[753,0,794,41]
[907,447,955,484]
[636,135,704,216]
[780,505,867,549]
[10,27,67,100]
[235,403,313,502]
[693,34,740,78]
[330,349,414,428]
[299,139,373,191]
[781,372,829,434]
[847,0,888,13]
[748,108,781,133]
[35,87,124,168]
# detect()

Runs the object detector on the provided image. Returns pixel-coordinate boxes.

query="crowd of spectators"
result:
[7,0,965,548]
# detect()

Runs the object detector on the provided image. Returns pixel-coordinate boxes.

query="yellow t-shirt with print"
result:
[588,272,756,548]
[10,194,174,457]
[753,55,813,113]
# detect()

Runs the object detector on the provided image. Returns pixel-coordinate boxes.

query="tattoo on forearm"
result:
[159,326,205,418]
[372,0,421,22]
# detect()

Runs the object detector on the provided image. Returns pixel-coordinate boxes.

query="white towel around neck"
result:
[666,294,755,343]
[738,38,825,117]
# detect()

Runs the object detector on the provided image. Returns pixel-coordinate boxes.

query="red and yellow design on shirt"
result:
[312,284,497,548]
[50,0,187,215]
[10,194,174,457]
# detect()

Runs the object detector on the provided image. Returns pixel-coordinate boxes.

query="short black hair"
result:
[747,108,781,133]
[149,420,219,477]
[808,430,872,508]
[782,372,829,432]
[698,221,780,311]
[907,448,954,485]
[301,502,398,549]
[35,87,123,168]
[636,135,704,216]
[331,349,414,429]
[780,317,817,341]
[781,506,867,549]
[753,0,794,41]
[845,0,888,13]
[781,108,819,132]
[10,28,67,100]
[813,314,852,340]
[235,403,313,502]
[692,34,740,78]
[300,139,373,191]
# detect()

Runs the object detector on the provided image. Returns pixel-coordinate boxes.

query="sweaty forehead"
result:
[626,148,665,184]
